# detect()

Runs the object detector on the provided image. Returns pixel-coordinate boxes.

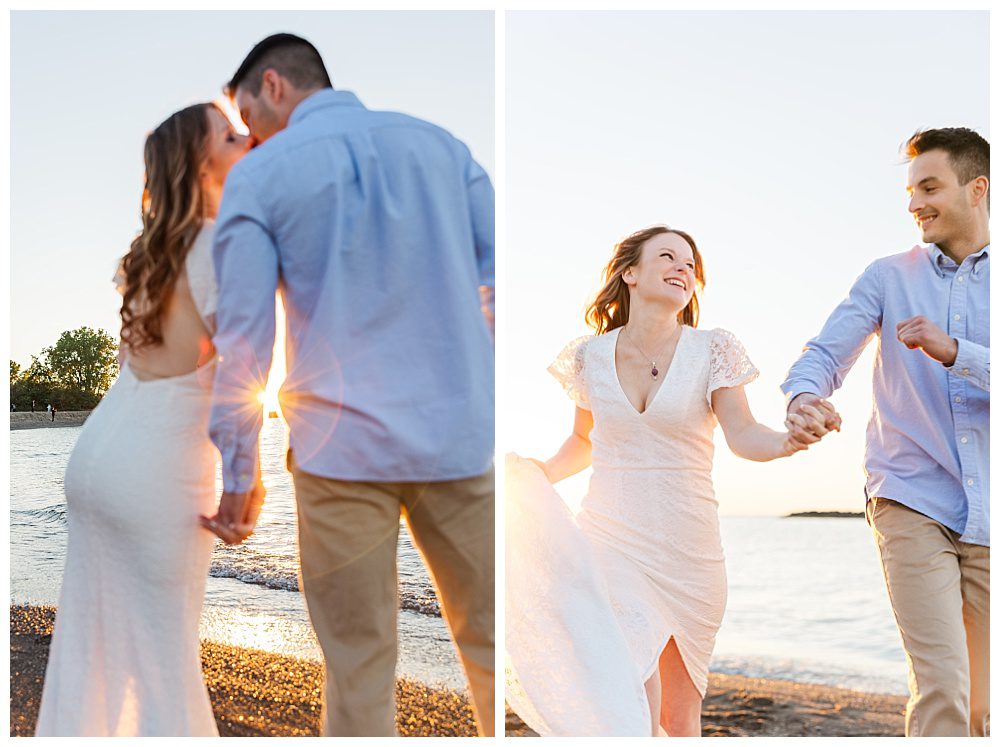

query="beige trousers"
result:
[867,497,989,737]
[291,455,495,737]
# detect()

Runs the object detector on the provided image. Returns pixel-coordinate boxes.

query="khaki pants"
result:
[867,497,989,737]
[291,454,495,737]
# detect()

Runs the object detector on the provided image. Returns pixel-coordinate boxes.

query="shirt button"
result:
[962,368,970,375]
[967,479,975,486]
[958,276,965,282]
[961,437,969,444]
[954,314,961,321]
[954,396,962,403]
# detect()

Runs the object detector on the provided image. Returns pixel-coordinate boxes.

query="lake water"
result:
[11,422,909,695]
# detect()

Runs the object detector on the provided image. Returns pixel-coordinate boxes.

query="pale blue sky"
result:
[11,10,493,365]
[504,11,988,515]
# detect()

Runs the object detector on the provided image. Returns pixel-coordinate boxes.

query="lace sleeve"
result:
[547,335,593,410]
[707,328,759,406]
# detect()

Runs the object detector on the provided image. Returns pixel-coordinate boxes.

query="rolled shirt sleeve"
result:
[209,168,280,494]
[781,260,884,402]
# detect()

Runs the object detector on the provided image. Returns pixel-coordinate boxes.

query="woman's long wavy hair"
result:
[119,103,219,351]
[585,225,706,335]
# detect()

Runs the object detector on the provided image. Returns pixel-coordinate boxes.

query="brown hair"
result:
[119,103,217,351]
[226,33,332,97]
[904,127,990,209]
[585,225,706,335]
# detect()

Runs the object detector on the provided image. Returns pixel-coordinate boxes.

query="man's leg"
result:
[402,468,495,736]
[959,541,989,736]
[868,497,970,736]
[292,459,402,737]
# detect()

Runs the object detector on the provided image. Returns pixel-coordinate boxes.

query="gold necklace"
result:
[622,323,682,379]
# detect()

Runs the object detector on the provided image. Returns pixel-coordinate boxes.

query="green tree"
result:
[10,360,20,386]
[42,327,119,398]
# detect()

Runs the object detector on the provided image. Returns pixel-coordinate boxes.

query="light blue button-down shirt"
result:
[209,89,494,494]
[781,244,989,546]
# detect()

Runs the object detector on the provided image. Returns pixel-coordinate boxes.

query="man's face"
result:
[234,84,284,146]
[906,149,975,247]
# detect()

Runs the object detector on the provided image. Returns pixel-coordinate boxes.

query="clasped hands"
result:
[199,478,266,545]
[784,394,841,454]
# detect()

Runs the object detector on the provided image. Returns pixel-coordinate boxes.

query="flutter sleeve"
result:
[547,335,593,410]
[707,328,760,406]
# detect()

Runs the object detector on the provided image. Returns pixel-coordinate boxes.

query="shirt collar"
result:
[928,243,990,277]
[288,89,364,127]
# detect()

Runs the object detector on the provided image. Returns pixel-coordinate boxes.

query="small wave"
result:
[209,546,442,616]
[10,506,67,527]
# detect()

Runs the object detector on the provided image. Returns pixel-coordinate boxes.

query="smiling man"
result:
[781,128,989,737]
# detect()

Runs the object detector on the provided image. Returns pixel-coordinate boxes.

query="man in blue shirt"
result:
[782,128,989,737]
[201,34,495,736]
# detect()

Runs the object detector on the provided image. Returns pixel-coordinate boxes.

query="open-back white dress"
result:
[35,225,220,737]
[505,325,758,737]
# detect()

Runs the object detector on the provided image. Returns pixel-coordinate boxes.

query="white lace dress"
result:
[35,224,221,736]
[505,325,758,737]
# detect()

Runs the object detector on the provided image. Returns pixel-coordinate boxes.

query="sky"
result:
[503,10,989,516]
[10,10,494,384]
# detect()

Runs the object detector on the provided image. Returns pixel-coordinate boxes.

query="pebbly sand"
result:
[10,605,478,737]
[505,675,906,737]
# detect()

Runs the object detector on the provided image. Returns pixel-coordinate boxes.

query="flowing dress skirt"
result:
[35,363,219,736]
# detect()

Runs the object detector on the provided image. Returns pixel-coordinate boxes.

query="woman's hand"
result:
[781,403,831,456]
[526,458,551,482]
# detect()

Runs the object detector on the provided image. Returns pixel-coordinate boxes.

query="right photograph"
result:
[503,10,989,739]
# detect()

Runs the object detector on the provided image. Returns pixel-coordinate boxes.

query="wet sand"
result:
[10,605,477,737]
[505,674,906,737]
[10,412,89,429]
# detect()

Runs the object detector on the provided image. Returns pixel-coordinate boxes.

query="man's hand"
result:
[896,315,958,366]
[199,480,266,545]
[786,393,842,443]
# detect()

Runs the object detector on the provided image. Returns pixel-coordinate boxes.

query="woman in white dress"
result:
[35,103,262,736]
[505,226,836,737]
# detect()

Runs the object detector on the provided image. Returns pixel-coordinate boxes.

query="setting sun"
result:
[259,297,286,417]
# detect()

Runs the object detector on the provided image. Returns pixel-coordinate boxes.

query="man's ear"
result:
[261,68,283,103]
[969,175,989,209]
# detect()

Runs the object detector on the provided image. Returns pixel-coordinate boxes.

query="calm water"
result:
[10,419,465,689]
[12,424,909,695]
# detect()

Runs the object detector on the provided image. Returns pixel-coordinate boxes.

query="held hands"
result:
[783,394,841,456]
[896,316,958,366]
[199,477,266,545]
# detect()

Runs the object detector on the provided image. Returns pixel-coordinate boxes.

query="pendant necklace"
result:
[623,323,681,379]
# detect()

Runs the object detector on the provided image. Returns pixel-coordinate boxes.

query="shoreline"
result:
[11,605,477,737]
[505,677,906,738]
[10,411,89,430]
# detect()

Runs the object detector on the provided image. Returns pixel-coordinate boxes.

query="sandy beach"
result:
[10,412,90,430]
[10,605,477,737]
[505,675,906,737]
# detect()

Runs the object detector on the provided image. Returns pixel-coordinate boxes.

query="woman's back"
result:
[124,224,217,380]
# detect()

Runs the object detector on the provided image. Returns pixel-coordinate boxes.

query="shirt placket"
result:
[948,257,981,543]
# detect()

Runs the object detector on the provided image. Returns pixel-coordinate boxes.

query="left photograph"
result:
[10,10,495,738]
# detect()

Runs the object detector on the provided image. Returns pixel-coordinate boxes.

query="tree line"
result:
[10,327,119,411]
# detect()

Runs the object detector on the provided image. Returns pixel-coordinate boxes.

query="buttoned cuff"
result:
[948,337,989,391]
[780,381,823,406]
[224,449,259,495]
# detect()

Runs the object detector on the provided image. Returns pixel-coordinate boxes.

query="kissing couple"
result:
[36,33,496,738]
[506,127,989,737]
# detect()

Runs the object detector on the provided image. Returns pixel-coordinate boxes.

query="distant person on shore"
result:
[35,100,253,736]
[50,406,56,422]
[10,402,16,412]
[505,225,837,737]
[31,399,35,412]
[781,128,989,737]
[199,34,495,737]
[46,403,51,415]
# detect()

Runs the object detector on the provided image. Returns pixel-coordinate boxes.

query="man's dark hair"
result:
[903,127,990,187]
[226,33,333,97]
